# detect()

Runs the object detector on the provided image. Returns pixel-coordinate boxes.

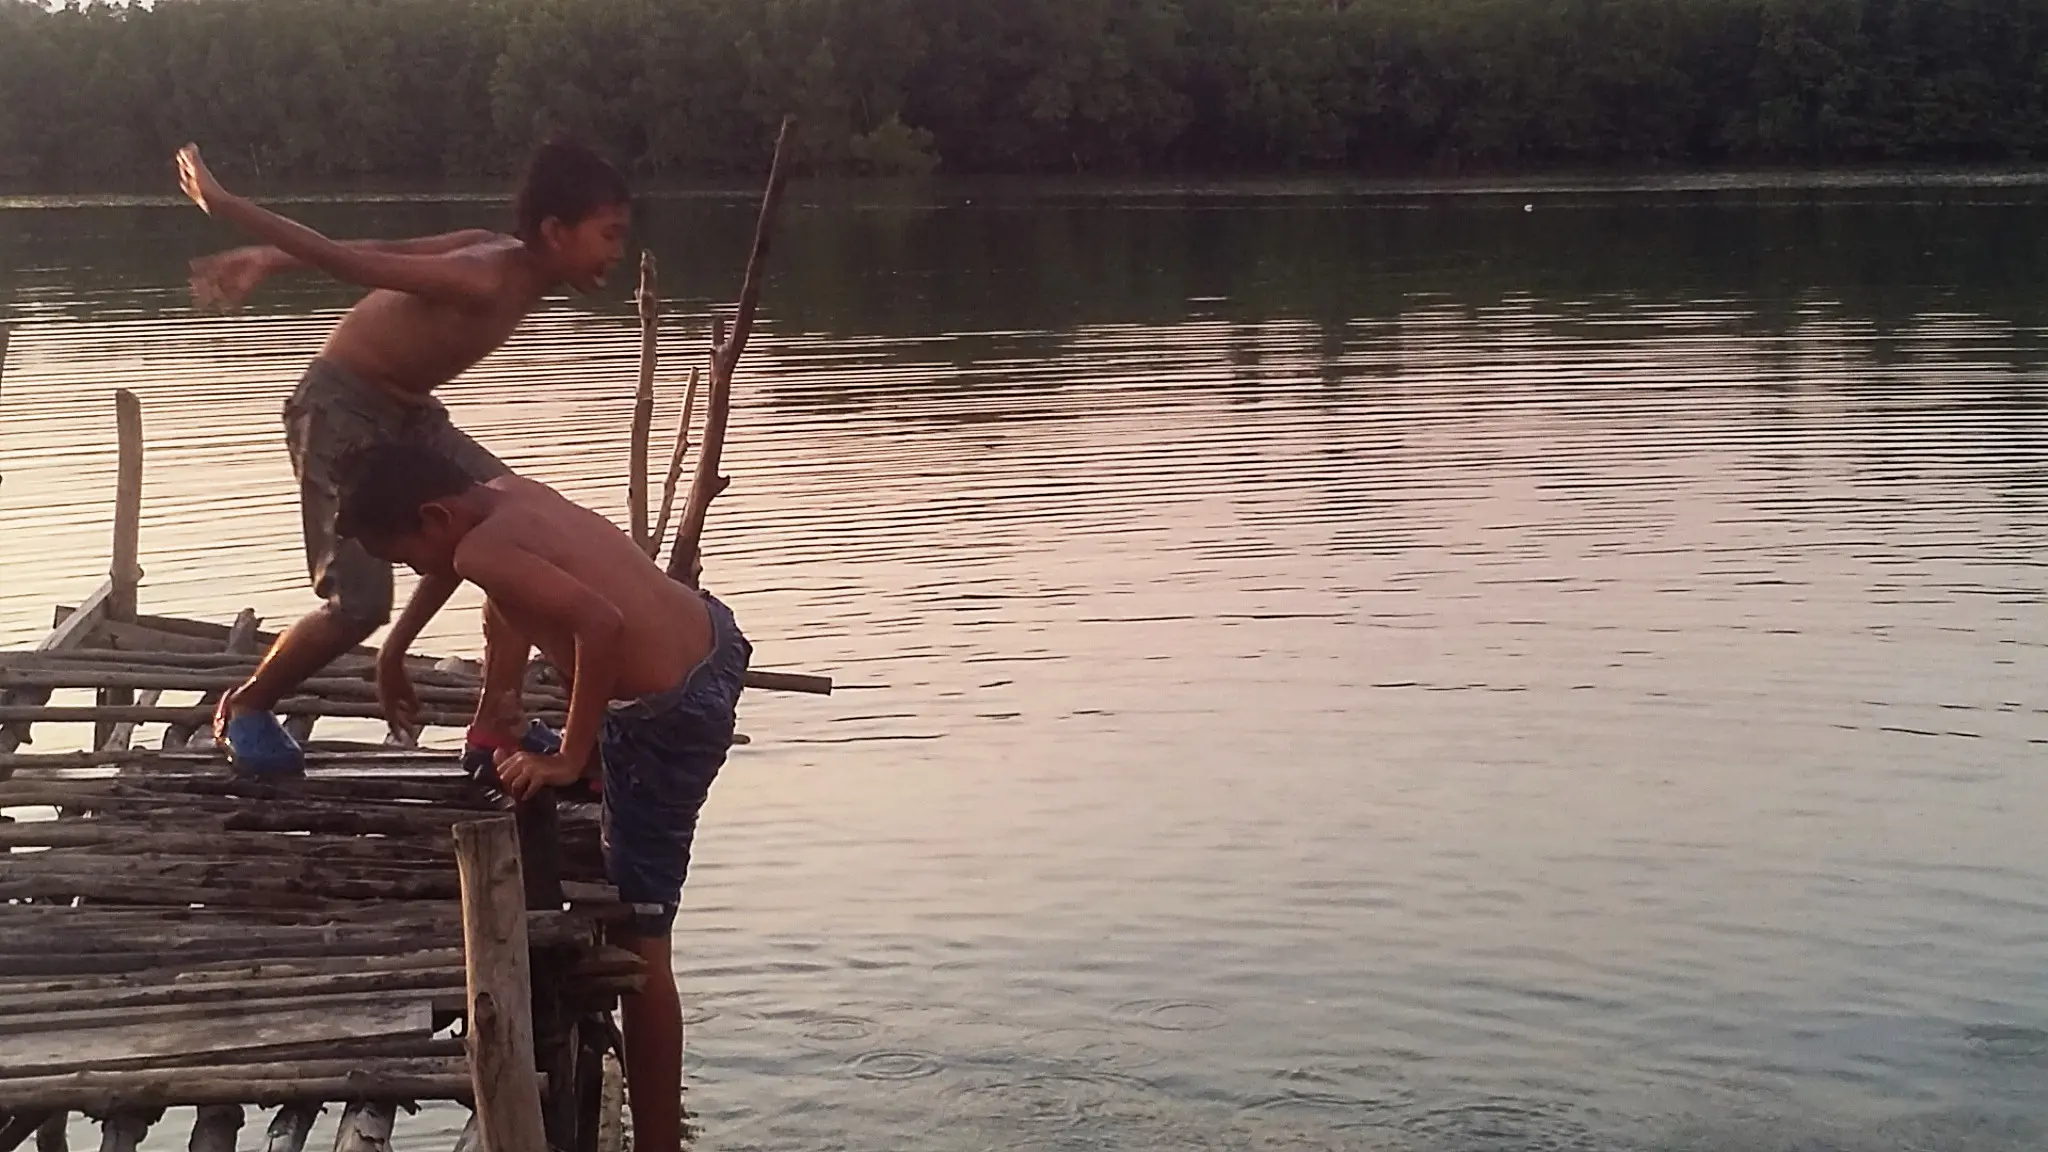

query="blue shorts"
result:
[600,592,750,938]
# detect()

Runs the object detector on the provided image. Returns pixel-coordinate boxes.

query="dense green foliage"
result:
[4,0,2048,183]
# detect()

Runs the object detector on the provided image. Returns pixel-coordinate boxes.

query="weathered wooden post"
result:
[666,116,798,588]
[453,818,546,1152]
[108,391,143,621]
[95,1110,155,1152]
[187,1106,242,1152]
[628,252,659,555]
[96,391,144,751]
[331,1102,395,1152]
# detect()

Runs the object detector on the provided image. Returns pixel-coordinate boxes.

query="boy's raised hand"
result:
[189,247,274,311]
[175,143,226,215]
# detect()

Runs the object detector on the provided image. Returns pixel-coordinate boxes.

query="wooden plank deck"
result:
[0,755,631,1117]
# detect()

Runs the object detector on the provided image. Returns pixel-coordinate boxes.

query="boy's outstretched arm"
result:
[176,144,502,305]
[191,232,501,310]
[453,535,624,800]
[373,571,466,737]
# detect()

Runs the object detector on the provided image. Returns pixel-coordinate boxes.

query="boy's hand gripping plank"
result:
[451,537,625,801]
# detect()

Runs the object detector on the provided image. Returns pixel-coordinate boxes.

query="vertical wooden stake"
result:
[667,115,798,587]
[261,1105,319,1152]
[628,251,659,554]
[109,390,143,620]
[96,389,144,750]
[331,1103,394,1152]
[650,364,700,563]
[95,1112,153,1152]
[454,817,546,1152]
[187,1106,242,1152]
[34,1113,65,1152]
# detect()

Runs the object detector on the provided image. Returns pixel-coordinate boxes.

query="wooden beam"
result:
[1,654,825,697]
[668,115,798,587]
[0,702,532,728]
[0,1070,469,1115]
[453,818,546,1152]
[0,997,432,1076]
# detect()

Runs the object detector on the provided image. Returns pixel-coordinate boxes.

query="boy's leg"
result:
[218,367,398,738]
[614,929,685,1152]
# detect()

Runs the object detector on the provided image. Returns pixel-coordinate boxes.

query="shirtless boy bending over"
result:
[334,441,748,1152]
[173,139,629,772]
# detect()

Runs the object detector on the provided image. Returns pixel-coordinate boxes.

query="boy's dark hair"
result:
[513,137,629,244]
[333,443,477,542]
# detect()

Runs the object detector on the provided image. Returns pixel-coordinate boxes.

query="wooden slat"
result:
[0,997,432,1075]
[0,1066,471,1113]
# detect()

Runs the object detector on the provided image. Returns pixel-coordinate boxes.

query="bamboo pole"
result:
[650,365,700,563]
[667,115,798,588]
[628,251,658,555]
[453,818,546,1152]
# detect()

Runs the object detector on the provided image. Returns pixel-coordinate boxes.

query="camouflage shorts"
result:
[283,359,509,628]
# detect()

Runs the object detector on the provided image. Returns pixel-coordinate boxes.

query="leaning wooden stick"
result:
[627,252,658,554]
[667,115,797,587]
[650,364,700,561]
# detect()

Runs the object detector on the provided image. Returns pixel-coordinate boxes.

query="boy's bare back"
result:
[457,476,713,699]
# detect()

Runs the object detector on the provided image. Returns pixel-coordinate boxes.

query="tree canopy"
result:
[4,0,2047,184]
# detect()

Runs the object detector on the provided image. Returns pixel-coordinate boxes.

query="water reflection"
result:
[5,185,2048,1151]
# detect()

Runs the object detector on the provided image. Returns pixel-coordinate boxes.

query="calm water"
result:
[7,177,2048,1151]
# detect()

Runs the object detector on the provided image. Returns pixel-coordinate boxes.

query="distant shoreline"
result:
[12,164,2048,214]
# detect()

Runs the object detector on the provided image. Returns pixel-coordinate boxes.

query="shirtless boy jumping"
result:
[173,139,629,771]
[334,441,748,1152]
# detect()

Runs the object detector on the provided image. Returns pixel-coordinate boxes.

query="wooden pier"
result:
[0,258,825,1152]
[0,117,807,1152]
[0,399,828,1150]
